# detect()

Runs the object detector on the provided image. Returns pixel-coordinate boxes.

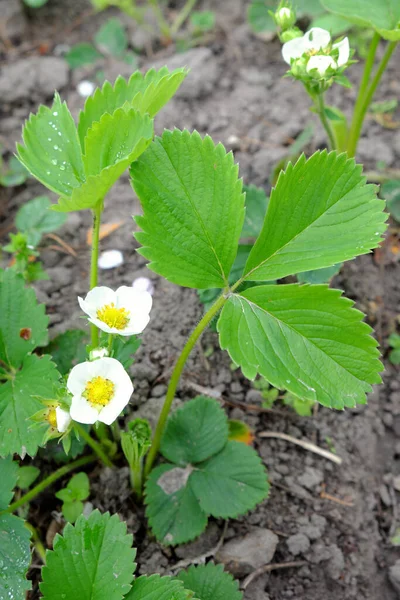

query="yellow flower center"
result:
[83,376,115,408]
[96,303,130,330]
[47,407,57,428]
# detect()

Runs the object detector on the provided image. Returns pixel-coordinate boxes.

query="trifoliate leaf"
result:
[176,563,243,600]
[132,129,245,289]
[16,93,86,198]
[55,109,153,212]
[190,441,269,518]
[0,513,31,599]
[0,456,19,509]
[0,354,60,457]
[321,0,400,41]
[218,284,382,409]
[41,511,136,600]
[0,269,48,369]
[125,574,191,600]
[15,196,67,247]
[241,184,268,239]
[78,67,188,147]
[145,464,208,546]
[243,152,387,282]
[46,329,88,375]
[161,396,229,466]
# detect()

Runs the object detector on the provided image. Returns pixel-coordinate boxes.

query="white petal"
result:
[80,287,116,313]
[70,395,99,424]
[124,313,150,336]
[307,54,337,75]
[98,250,124,270]
[97,362,134,425]
[89,347,110,360]
[132,277,154,296]
[303,27,331,51]
[333,37,350,67]
[55,407,71,433]
[86,316,116,335]
[282,36,307,64]
[116,286,152,314]
[67,361,94,396]
[77,80,95,98]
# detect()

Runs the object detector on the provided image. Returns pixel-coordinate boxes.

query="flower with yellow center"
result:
[78,286,152,336]
[46,404,71,433]
[67,357,133,425]
[282,27,350,75]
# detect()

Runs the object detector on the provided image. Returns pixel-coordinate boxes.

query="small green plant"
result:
[388,333,400,365]
[0,150,29,187]
[55,472,90,523]
[0,65,388,591]
[2,196,67,282]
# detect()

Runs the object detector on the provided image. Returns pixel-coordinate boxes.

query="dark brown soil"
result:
[1,1,400,599]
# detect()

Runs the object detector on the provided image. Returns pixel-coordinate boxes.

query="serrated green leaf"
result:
[16,93,86,198]
[190,441,269,518]
[15,196,67,246]
[46,329,88,375]
[241,184,268,239]
[55,108,153,212]
[0,456,19,509]
[132,129,245,289]
[145,464,208,546]
[161,396,229,466]
[321,0,400,41]
[95,18,128,57]
[65,43,103,69]
[177,563,243,600]
[111,335,141,369]
[17,465,41,490]
[0,513,31,599]
[78,67,188,147]
[125,574,190,600]
[0,270,49,368]
[41,511,136,600]
[218,284,382,409]
[0,354,60,457]
[243,152,386,281]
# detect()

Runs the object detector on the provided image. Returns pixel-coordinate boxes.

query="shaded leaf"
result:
[241,184,268,239]
[177,563,243,600]
[15,196,67,247]
[95,18,128,57]
[17,465,40,490]
[321,0,400,41]
[126,574,191,600]
[0,513,31,599]
[65,43,103,69]
[0,456,18,509]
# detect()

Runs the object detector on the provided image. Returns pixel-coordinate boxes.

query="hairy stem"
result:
[144,292,228,477]
[347,37,397,157]
[74,423,114,467]
[170,0,198,37]
[2,454,96,515]
[90,202,103,348]
[315,92,336,150]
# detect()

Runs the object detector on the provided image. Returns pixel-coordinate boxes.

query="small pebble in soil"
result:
[98,249,124,269]
[216,527,279,577]
[286,533,310,556]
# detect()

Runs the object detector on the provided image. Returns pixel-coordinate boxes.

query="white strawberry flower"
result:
[307,54,337,77]
[282,27,350,71]
[67,357,133,425]
[78,285,152,336]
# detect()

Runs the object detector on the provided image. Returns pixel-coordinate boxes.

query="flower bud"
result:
[275,5,296,30]
[89,347,110,361]
[280,27,303,43]
[306,55,337,78]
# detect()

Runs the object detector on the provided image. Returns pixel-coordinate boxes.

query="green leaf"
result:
[17,465,41,490]
[62,500,85,523]
[283,392,315,416]
[190,441,269,518]
[297,263,341,284]
[55,108,153,212]
[126,574,190,600]
[311,12,352,35]
[241,184,268,239]
[145,464,208,546]
[23,0,48,6]
[0,354,60,457]
[381,179,400,223]
[0,513,31,599]
[218,284,382,409]
[95,18,128,57]
[177,563,243,600]
[389,333,400,349]
[243,152,386,281]
[111,335,141,369]
[15,196,67,246]
[247,1,275,33]
[41,511,136,600]
[65,43,103,69]
[0,456,19,509]
[390,348,400,365]
[46,329,88,375]
[161,396,229,466]
[0,156,29,188]
[0,270,49,368]
[17,93,86,198]
[57,472,90,502]
[190,11,216,32]
[321,0,400,41]
[132,129,245,289]
[78,67,188,147]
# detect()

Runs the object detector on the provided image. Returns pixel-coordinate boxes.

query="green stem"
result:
[111,420,121,443]
[90,202,103,348]
[2,454,95,515]
[347,37,397,157]
[74,423,114,468]
[144,292,227,478]
[108,333,114,356]
[149,0,171,39]
[170,0,198,37]
[25,523,47,563]
[315,92,336,150]
[131,462,143,499]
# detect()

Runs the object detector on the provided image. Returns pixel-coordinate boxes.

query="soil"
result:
[1,1,400,599]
